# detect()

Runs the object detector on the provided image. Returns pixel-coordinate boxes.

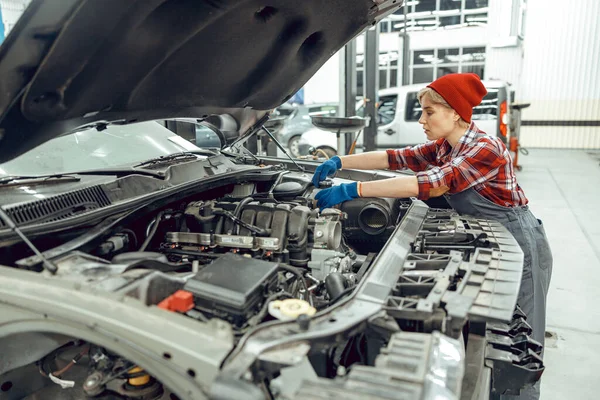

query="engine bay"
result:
[0,170,545,400]
[47,171,410,334]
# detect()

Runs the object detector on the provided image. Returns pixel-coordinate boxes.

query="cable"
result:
[38,342,89,378]
[248,291,293,327]
[278,263,310,302]
[139,211,164,251]
[214,209,270,236]
[329,286,355,305]
[314,149,330,159]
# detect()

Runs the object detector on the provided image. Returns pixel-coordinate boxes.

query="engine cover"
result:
[183,253,279,326]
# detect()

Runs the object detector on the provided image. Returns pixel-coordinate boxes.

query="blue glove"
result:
[315,182,359,210]
[312,156,342,187]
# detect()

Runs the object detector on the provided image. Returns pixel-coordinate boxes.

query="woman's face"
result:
[418,95,458,141]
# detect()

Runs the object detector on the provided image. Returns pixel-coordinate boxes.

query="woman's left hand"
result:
[315,182,359,210]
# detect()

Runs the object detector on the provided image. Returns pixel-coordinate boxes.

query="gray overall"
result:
[445,187,553,400]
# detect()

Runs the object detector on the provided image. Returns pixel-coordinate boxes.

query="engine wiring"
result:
[278,263,311,305]
[37,342,90,379]
[247,291,293,327]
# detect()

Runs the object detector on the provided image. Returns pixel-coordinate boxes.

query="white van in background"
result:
[297,80,513,157]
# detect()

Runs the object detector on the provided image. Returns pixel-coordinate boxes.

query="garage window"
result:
[390,0,489,32]
[356,95,397,125]
[410,46,486,84]
[405,92,421,122]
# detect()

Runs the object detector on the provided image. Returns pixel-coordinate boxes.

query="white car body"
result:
[298,80,512,155]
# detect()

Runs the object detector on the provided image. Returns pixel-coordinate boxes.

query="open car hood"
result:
[0,0,401,163]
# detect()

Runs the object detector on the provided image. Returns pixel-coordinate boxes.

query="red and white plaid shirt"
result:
[386,122,528,207]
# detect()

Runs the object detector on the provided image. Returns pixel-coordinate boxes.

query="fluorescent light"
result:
[433,9,460,16]
[443,23,469,29]
[463,7,490,14]
[385,14,406,21]
[466,16,488,22]
[393,20,418,28]
[417,19,439,25]
[407,11,433,18]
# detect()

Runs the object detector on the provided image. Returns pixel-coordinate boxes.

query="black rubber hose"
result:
[139,211,164,251]
[233,197,254,234]
[329,286,355,305]
[325,273,346,300]
[249,291,293,326]
[215,209,270,236]
[215,215,224,235]
[278,263,309,299]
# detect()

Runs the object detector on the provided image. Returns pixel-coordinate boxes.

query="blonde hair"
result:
[418,87,450,107]
[417,87,469,127]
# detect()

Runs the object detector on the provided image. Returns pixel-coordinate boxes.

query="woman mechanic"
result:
[312,73,552,400]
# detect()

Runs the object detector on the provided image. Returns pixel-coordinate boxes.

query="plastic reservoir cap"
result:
[268,299,316,321]
[158,290,194,313]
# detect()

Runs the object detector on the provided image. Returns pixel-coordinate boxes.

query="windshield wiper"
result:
[0,168,166,185]
[0,174,82,186]
[133,150,214,168]
[0,151,217,186]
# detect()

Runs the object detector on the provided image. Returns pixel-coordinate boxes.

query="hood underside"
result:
[0,0,401,162]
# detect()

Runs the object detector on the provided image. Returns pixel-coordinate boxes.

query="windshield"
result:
[0,121,201,177]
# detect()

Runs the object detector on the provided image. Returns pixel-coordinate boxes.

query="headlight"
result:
[292,330,466,400]
[423,331,466,400]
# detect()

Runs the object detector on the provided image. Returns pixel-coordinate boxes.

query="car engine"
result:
[0,170,544,400]
[130,175,408,332]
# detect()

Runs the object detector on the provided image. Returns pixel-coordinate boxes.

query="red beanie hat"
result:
[427,73,487,123]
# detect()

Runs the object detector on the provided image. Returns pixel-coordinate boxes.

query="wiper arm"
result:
[0,174,81,186]
[0,168,166,184]
[71,167,168,179]
[133,150,212,168]
[0,151,216,186]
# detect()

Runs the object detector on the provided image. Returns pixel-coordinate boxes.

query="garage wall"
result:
[485,0,524,92]
[0,0,30,36]
[302,51,341,105]
[517,0,600,148]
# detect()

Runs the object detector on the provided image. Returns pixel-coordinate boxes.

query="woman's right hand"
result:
[312,156,342,187]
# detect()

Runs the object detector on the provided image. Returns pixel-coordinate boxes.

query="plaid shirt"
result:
[386,122,528,207]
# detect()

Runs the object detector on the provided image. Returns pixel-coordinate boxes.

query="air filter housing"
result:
[340,198,407,254]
